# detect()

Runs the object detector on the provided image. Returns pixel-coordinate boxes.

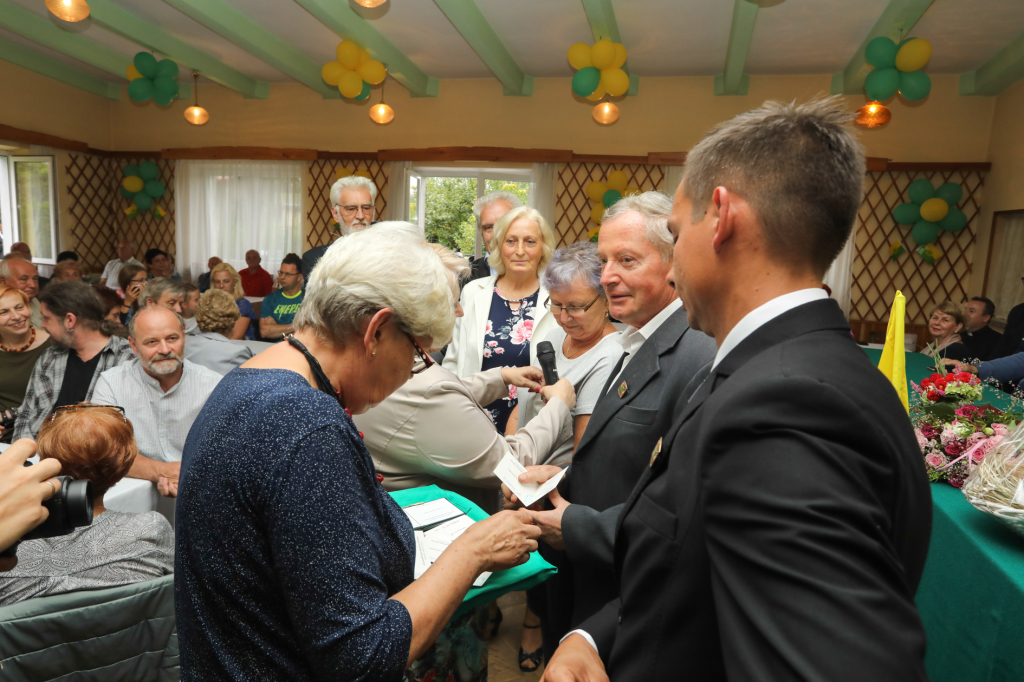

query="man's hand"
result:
[501,366,545,392]
[0,439,62,553]
[501,464,564,510]
[543,633,609,682]
[528,486,570,550]
[156,462,181,497]
[941,358,978,374]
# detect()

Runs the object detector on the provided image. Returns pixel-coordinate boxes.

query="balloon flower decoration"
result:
[864,36,933,102]
[336,167,374,182]
[126,52,180,106]
[585,171,639,241]
[321,41,387,100]
[120,162,167,219]
[893,178,967,257]
[568,40,629,124]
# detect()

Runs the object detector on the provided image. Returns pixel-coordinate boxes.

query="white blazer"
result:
[442,274,557,379]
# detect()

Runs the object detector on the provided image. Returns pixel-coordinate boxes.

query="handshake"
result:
[500,462,571,551]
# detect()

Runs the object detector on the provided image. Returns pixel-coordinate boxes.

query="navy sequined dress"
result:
[176,369,415,681]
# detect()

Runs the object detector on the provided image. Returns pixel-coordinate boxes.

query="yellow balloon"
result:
[321,61,344,86]
[122,176,144,193]
[567,42,593,70]
[606,170,628,192]
[336,41,361,70]
[336,168,353,181]
[611,43,627,69]
[895,38,932,72]
[354,170,372,179]
[126,64,143,81]
[586,181,608,203]
[624,186,640,197]
[590,202,606,224]
[591,39,616,70]
[358,48,371,66]
[357,60,387,85]
[337,70,363,98]
[586,83,607,101]
[920,197,949,222]
[601,68,629,97]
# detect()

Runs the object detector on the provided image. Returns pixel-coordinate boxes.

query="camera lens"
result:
[64,479,94,528]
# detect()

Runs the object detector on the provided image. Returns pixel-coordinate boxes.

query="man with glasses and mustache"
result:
[260,253,305,341]
[301,175,379,280]
[92,305,221,498]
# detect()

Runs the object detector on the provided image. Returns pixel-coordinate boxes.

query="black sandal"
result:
[487,604,503,639]
[518,622,543,672]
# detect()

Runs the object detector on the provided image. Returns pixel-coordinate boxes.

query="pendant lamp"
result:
[593,101,619,125]
[46,0,90,22]
[354,0,388,6]
[855,101,891,128]
[370,71,394,125]
[184,72,209,126]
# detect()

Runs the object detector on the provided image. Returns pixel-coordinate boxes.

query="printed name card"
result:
[493,453,566,508]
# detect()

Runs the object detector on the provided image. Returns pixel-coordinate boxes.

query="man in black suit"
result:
[962,296,1002,361]
[507,191,716,659]
[466,191,523,283]
[991,295,1024,360]
[544,99,931,682]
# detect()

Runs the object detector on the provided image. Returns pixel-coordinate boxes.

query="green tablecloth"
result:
[862,347,1024,681]
[389,485,556,617]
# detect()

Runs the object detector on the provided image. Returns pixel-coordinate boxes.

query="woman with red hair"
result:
[0,284,52,441]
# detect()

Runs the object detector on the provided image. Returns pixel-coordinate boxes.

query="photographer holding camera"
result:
[0,439,62,571]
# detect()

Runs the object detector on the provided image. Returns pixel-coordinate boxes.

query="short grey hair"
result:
[683,96,865,277]
[127,303,185,341]
[330,175,378,208]
[602,191,674,262]
[294,222,456,349]
[542,242,604,297]
[141,277,187,306]
[429,243,471,297]
[473,190,523,217]
[487,206,557,276]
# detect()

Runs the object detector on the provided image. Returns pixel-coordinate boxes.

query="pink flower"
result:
[925,453,947,469]
[483,348,492,358]
[485,320,493,335]
[981,435,1004,455]
[915,430,930,450]
[510,319,534,345]
[940,426,957,446]
[494,347,504,354]
[966,432,987,448]
[487,341,498,347]
[508,385,518,400]
[993,424,1009,437]
[970,444,987,464]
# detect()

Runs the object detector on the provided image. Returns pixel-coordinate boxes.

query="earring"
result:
[372,351,376,357]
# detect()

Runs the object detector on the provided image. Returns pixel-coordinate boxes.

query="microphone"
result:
[536,341,559,386]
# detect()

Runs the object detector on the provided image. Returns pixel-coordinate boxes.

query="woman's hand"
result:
[457,509,541,572]
[123,282,142,307]
[539,377,577,411]
[501,366,545,392]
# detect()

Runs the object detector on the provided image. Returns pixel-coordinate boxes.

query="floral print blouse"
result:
[480,287,540,433]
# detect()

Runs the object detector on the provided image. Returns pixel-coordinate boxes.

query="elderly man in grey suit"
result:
[505,191,717,659]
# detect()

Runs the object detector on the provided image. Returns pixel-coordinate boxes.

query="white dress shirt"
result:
[608,298,682,391]
[100,256,143,286]
[91,358,221,463]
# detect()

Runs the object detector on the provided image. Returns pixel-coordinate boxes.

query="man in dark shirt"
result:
[992,297,1024,360]
[962,296,1002,361]
[197,256,221,293]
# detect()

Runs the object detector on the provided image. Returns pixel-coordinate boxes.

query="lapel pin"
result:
[618,380,628,398]
[650,437,662,467]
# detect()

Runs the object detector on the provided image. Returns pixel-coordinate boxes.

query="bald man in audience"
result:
[0,256,43,327]
[240,250,274,297]
[197,256,221,293]
[99,240,143,288]
[469,191,524,281]
[92,306,221,498]
[301,175,378,278]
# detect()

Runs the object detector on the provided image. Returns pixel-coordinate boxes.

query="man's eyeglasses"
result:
[277,271,300,277]
[544,294,602,317]
[404,331,434,374]
[48,404,126,424]
[338,204,375,216]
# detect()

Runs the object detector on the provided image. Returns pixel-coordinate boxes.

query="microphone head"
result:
[536,340,555,356]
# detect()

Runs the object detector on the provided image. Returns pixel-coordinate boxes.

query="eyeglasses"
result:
[338,204,375,216]
[48,404,126,424]
[544,294,602,317]
[277,271,300,277]
[404,331,434,374]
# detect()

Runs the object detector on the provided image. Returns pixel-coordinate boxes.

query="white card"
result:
[404,498,465,529]
[473,571,491,587]
[413,530,430,579]
[423,514,476,563]
[493,452,566,507]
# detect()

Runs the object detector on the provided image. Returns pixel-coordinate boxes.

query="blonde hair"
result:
[487,206,557,276]
[210,262,245,300]
[931,301,967,333]
[429,243,470,299]
[196,288,240,335]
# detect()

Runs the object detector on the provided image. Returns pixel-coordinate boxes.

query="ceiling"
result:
[0,0,1022,95]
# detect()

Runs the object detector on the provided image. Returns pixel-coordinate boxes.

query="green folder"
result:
[390,485,557,616]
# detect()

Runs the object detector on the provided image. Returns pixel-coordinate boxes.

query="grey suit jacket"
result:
[184,330,253,376]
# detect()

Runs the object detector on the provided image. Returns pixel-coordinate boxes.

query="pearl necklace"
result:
[0,326,36,353]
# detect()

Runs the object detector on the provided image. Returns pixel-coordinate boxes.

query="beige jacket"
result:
[353,363,573,513]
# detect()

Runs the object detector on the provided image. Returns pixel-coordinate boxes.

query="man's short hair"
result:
[144,248,168,265]
[128,304,185,341]
[683,96,866,277]
[57,251,79,262]
[330,176,378,208]
[37,281,108,333]
[281,253,303,272]
[141,277,187,306]
[603,191,675,262]
[473,191,524,217]
[970,296,996,319]
[181,281,199,295]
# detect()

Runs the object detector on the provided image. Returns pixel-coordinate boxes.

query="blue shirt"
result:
[236,298,256,340]
[262,288,305,326]
[176,369,415,681]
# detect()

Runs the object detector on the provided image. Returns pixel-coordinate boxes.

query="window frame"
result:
[5,155,59,265]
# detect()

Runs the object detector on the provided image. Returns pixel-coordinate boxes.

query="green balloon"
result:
[893,202,920,225]
[133,52,158,80]
[601,189,622,208]
[133,192,153,211]
[153,90,175,107]
[144,180,165,198]
[907,178,936,204]
[572,67,601,97]
[899,70,931,101]
[353,81,371,101]
[153,76,178,99]
[911,220,939,245]
[864,67,899,101]
[935,182,962,206]
[155,59,179,79]
[119,186,134,200]
[138,161,159,182]
[123,164,139,178]
[127,78,154,103]
[865,37,897,69]
[939,207,968,232]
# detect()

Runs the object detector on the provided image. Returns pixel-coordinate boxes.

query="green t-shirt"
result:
[262,289,304,325]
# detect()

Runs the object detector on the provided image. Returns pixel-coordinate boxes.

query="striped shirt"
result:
[92,358,222,463]
[13,336,134,441]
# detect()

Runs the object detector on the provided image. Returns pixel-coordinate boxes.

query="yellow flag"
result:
[877,290,908,412]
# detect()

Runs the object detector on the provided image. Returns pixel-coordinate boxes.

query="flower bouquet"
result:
[962,419,1024,540]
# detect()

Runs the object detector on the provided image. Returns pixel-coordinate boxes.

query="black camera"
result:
[0,475,94,559]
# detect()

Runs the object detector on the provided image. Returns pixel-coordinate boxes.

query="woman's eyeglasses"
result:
[404,332,434,374]
[48,404,127,423]
[544,294,601,317]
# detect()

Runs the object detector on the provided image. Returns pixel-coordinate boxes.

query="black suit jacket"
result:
[582,299,931,681]
[547,306,716,638]
[963,324,1001,362]
[467,255,491,282]
[992,302,1024,359]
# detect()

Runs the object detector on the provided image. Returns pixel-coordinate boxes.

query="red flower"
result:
[920,425,941,439]
[949,472,966,488]
[930,373,942,381]
[921,378,933,388]
[945,373,956,381]
[945,442,966,457]
[934,380,947,390]
[926,390,940,401]
[958,372,973,382]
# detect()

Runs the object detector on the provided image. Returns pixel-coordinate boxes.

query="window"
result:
[1,155,58,263]
[407,167,532,256]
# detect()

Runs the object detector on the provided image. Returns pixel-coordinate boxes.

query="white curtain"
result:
[988,212,1024,327]
[823,227,857,319]
[175,159,304,282]
[529,163,557,228]
[662,165,685,198]
[383,161,411,223]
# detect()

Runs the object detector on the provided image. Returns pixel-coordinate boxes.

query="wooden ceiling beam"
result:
[959,30,1024,96]
[715,0,759,96]
[0,38,120,100]
[579,0,637,96]
[432,0,532,96]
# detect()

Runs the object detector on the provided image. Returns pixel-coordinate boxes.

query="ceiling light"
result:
[370,70,394,124]
[593,102,619,125]
[855,101,891,128]
[184,72,209,126]
[46,0,90,22]
[354,0,388,6]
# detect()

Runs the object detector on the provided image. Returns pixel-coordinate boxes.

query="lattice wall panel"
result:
[306,159,389,249]
[65,154,117,274]
[853,170,984,325]
[110,155,177,260]
[555,163,665,246]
